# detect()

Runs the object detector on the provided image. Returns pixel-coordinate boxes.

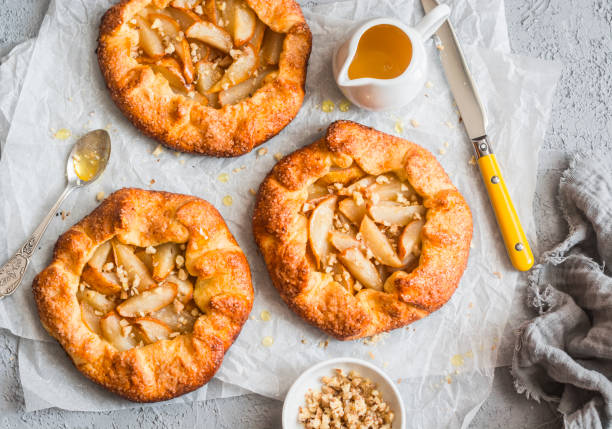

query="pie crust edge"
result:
[253,120,473,340]
[32,188,254,402]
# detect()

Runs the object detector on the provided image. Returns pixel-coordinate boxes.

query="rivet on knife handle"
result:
[473,137,534,271]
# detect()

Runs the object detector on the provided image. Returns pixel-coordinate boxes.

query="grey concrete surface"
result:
[1,0,610,427]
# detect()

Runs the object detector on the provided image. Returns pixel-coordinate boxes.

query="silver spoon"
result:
[0,129,111,299]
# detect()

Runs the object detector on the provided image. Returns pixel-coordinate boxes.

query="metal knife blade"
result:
[421,0,488,140]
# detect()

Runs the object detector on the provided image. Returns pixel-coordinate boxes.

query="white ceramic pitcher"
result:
[333,4,451,111]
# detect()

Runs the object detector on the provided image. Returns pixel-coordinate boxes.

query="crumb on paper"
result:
[150,179,156,185]
[444,141,450,148]
[394,120,404,134]
[321,99,335,112]
[53,128,71,140]
[249,188,257,195]
[222,195,233,206]
[274,152,283,161]
[152,144,163,157]
[301,338,307,344]
[262,336,274,347]
[493,271,502,279]
[96,191,105,202]
[260,310,271,321]
[397,378,402,384]
[450,354,464,367]
[338,100,351,112]
[318,340,329,349]
[437,44,445,51]
[445,120,454,128]
[439,148,446,155]
[410,119,419,128]
[257,147,268,157]
[368,351,375,360]
[468,302,474,309]
[446,375,452,384]
[425,81,434,88]
[217,173,229,183]
[363,332,387,345]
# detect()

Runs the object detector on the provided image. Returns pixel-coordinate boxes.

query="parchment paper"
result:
[0,0,561,423]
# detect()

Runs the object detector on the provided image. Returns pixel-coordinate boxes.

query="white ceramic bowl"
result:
[282,358,405,429]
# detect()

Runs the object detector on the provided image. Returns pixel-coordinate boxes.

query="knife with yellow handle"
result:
[421,0,534,271]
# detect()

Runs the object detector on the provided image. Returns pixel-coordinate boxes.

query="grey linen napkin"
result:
[512,155,612,429]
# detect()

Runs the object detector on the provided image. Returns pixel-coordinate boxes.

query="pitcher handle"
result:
[415,4,450,40]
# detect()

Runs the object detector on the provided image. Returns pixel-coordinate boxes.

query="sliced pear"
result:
[170,0,199,8]
[173,38,195,83]
[210,44,257,92]
[308,196,337,268]
[135,15,165,59]
[148,13,181,39]
[317,166,366,187]
[328,231,361,253]
[167,6,202,29]
[195,60,224,94]
[250,19,266,52]
[151,304,199,332]
[81,265,122,295]
[218,67,273,105]
[232,0,256,46]
[360,216,403,268]
[150,57,191,91]
[100,312,138,351]
[308,184,330,200]
[338,176,376,196]
[151,242,179,281]
[338,198,366,225]
[135,250,154,272]
[132,317,172,343]
[80,301,102,335]
[216,0,235,31]
[260,29,284,66]
[112,242,156,290]
[186,21,232,53]
[165,275,194,303]
[338,247,382,291]
[398,219,425,263]
[79,288,116,313]
[87,241,111,270]
[116,283,178,318]
[368,202,426,226]
[202,0,219,23]
[333,263,355,294]
[365,179,413,201]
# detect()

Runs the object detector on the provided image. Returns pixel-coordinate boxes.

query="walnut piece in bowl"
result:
[283,358,405,429]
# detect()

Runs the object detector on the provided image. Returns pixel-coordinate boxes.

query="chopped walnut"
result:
[298,369,394,429]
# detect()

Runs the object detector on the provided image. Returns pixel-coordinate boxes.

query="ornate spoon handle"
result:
[0,185,74,298]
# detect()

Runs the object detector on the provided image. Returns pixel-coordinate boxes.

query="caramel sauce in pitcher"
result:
[348,24,413,80]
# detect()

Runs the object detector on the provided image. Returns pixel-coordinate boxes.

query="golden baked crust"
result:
[97,0,311,156]
[253,121,472,340]
[32,188,253,402]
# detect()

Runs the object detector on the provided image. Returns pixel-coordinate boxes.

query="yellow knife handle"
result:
[473,138,534,271]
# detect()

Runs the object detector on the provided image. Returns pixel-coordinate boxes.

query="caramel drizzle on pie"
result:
[78,239,200,351]
[128,0,283,108]
[304,167,426,295]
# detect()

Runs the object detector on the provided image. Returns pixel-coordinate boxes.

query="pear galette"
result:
[97,0,311,156]
[33,189,253,402]
[253,121,472,340]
